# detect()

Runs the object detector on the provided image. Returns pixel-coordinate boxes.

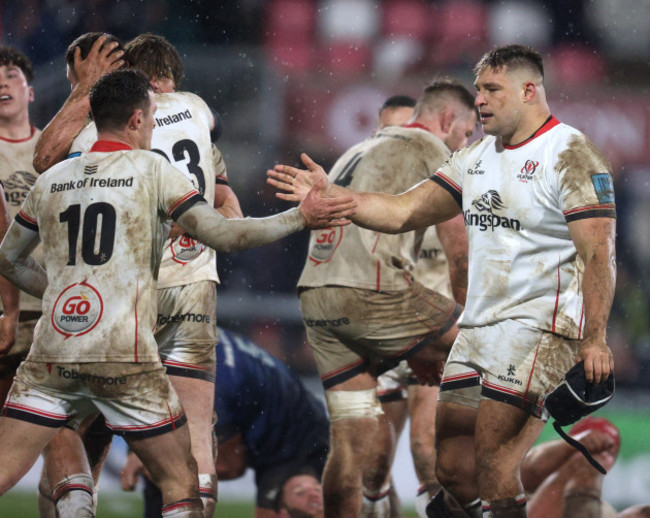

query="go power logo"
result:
[52,281,104,338]
[170,234,206,264]
[464,190,522,232]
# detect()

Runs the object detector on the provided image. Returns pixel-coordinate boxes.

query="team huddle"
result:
[0,29,634,518]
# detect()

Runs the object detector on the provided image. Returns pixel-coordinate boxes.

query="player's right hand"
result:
[74,35,124,89]
[298,179,356,229]
[267,152,329,203]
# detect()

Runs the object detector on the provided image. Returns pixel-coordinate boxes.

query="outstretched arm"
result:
[33,36,123,173]
[568,217,616,384]
[176,180,356,253]
[267,153,461,233]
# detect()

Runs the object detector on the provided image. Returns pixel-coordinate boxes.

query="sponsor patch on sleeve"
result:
[591,173,615,204]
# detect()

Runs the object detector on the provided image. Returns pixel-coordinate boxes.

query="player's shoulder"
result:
[156,91,210,112]
[550,121,610,170]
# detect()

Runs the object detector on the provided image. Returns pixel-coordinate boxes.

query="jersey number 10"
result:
[60,202,116,266]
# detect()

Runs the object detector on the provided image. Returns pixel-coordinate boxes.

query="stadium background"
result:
[0,0,649,514]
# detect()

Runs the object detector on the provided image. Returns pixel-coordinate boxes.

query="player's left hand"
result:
[577,337,614,384]
[120,451,151,491]
[267,153,329,203]
[298,179,356,229]
[0,312,18,355]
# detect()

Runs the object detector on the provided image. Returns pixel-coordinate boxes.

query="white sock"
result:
[198,473,217,518]
[415,487,429,518]
[52,473,95,518]
[361,483,391,518]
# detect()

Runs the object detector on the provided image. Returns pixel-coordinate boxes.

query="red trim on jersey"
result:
[503,116,560,150]
[162,359,211,372]
[90,140,132,152]
[321,358,365,382]
[17,210,37,226]
[433,172,462,194]
[403,122,432,133]
[0,125,36,143]
[523,335,543,397]
[441,371,479,384]
[482,379,524,398]
[134,278,139,362]
[551,258,561,333]
[167,191,200,216]
[563,203,616,216]
[371,235,380,254]
[107,410,185,432]
[376,261,381,291]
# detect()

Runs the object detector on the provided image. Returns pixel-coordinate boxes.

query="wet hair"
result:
[0,46,34,83]
[474,44,544,79]
[65,32,123,67]
[413,77,476,119]
[380,95,417,112]
[89,69,152,132]
[124,33,183,87]
[273,467,319,512]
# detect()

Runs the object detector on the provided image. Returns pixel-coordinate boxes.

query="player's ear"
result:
[522,81,537,103]
[440,109,456,134]
[28,85,34,103]
[128,109,142,131]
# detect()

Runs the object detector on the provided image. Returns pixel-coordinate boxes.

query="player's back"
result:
[22,148,200,363]
[69,91,220,289]
[215,328,329,471]
[298,126,450,292]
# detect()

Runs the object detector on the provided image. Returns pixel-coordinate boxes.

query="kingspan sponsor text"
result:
[463,210,522,232]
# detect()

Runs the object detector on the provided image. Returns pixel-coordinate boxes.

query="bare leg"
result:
[169,375,217,517]
[361,398,407,518]
[474,399,545,517]
[0,416,61,495]
[126,422,201,511]
[322,372,378,518]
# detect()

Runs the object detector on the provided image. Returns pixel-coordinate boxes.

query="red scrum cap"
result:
[570,416,621,451]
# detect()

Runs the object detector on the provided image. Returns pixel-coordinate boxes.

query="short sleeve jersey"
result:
[16,146,204,362]
[298,125,451,291]
[69,91,221,289]
[214,328,329,473]
[413,227,452,299]
[432,117,616,338]
[0,127,44,312]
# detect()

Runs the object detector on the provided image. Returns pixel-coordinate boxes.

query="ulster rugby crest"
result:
[52,281,104,338]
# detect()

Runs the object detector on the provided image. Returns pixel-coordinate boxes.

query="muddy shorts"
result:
[300,282,461,389]
[438,319,579,419]
[2,360,186,438]
[156,281,217,382]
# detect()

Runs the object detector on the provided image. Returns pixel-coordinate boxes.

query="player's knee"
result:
[325,388,383,423]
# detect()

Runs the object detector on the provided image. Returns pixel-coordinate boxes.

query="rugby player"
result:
[270,79,477,517]
[0,68,354,518]
[268,44,616,518]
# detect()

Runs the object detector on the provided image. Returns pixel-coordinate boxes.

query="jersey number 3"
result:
[60,202,116,266]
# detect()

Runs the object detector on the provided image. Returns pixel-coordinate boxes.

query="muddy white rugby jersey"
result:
[0,127,44,312]
[70,91,222,289]
[16,142,204,362]
[298,124,451,291]
[414,227,452,299]
[432,116,615,338]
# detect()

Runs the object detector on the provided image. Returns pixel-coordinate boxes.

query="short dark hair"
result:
[0,46,34,83]
[90,69,152,132]
[413,77,475,118]
[65,32,123,68]
[273,468,319,512]
[380,95,417,111]
[474,44,544,79]
[124,33,184,87]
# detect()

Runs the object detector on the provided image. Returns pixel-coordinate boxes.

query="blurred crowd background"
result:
[1,0,649,386]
